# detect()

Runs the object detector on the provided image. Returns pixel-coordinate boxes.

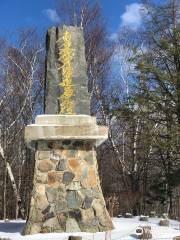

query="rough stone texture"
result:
[56,158,67,171]
[136,226,152,239]
[63,172,75,185]
[30,224,42,234]
[37,160,55,172]
[83,196,93,209]
[159,219,170,226]
[24,25,112,235]
[139,216,149,221]
[44,27,60,114]
[23,140,114,234]
[66,218,81,232]
[44,26,90,114]
[66,191,83,209]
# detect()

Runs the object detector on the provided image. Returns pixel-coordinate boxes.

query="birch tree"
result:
[0,29,44,219]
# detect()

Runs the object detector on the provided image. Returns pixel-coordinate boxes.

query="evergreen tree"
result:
[133,0,180,215]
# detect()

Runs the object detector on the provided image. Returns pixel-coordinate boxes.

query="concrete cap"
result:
[35,115,96,126]
[25,115,108,144]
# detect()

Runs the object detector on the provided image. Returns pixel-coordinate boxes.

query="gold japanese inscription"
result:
[57,30,74,114]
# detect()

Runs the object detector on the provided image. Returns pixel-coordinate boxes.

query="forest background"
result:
[0,0,179,220]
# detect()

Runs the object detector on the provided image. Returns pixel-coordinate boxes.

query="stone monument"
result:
[22,26,113,235]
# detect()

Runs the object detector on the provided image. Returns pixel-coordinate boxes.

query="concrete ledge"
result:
[25,125,108,141]
[35,115,96,126]
[25,115,108,144]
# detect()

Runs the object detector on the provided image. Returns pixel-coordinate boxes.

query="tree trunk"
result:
[3,166,7,220]
[0,143,21,219]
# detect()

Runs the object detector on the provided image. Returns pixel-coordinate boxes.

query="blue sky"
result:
[0,0,142,40]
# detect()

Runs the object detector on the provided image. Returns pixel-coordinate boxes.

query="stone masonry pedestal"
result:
[22,115,113,235]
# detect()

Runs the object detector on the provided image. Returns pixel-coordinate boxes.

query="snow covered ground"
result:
[0,217,179,240]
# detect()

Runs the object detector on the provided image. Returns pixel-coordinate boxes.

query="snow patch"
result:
[0,217,179,240]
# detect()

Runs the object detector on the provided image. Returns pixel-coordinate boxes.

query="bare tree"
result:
[0,29,44,219]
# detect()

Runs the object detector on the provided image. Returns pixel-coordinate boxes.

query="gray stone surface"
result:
[66,182,81,191]
[56,158,67,171]
[23,139,114,235]
[159,219,170,226]
[55,201,67,212]
[66,191,83,209]
[50,153,60,161]
[43,216,60,229]
[66,218,81,232]
[46,187,58,203]
[44,27,60,114]
[139,216,149,221]
[63,172,75,184]
[43,211,55,221]
[37,160,55,172]
[83,196,93,209]
[84,152,94,165]
[44,26,90,114]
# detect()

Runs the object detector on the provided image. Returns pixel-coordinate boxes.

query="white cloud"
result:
[120,3,143,30]
[109,3,143,42]
[43,9,60,23]
[109,33,118,41]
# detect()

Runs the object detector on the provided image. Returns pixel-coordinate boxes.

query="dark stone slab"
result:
[66,191,83,209]
[42,205,51,215]
[44,27,60,114]
[69,209,82,221]
[63,172,75,184]
[55,201,67,212]
[44,26,90,114]
[84,152,94,165]
[83,196,93,209]
[56,158,67,171]
[43,212,55,221]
